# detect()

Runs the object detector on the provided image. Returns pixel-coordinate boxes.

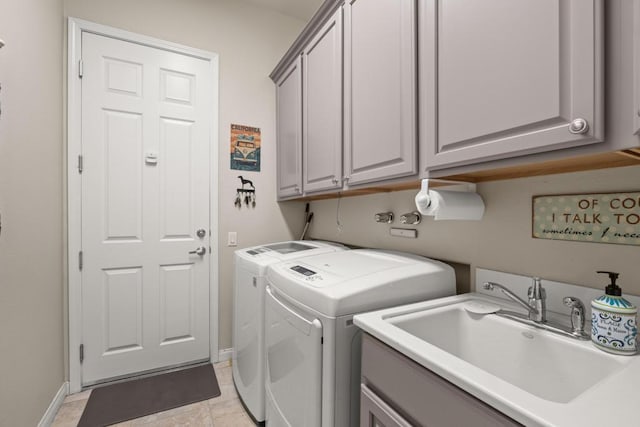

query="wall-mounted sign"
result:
[230,124,261,172]
[532,192,640,246]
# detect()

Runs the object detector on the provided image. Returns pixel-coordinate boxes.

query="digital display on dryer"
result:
[290,265,316,276]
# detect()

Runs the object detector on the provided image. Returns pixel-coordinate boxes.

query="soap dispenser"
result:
[591,271,637,355]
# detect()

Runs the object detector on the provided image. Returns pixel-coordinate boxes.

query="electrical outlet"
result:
[227,231,237,246]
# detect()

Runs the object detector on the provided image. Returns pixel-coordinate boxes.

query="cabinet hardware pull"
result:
[568,118,589,135]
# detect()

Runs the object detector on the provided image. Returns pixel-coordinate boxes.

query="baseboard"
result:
[38,382,68,427]
[217,348,233,363]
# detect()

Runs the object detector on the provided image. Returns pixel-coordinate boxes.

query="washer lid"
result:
[251,242,316,255]
[267,249,456,317]
[235,240,348,272]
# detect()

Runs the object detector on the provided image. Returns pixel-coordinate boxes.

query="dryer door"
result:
[265,286,322,427]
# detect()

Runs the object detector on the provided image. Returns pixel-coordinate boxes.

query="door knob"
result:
[189,247,207,256]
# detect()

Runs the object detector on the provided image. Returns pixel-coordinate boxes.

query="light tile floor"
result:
[51,361,255,426]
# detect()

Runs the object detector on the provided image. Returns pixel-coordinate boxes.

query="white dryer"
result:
[232,240,348,422]
[264,249,455,427]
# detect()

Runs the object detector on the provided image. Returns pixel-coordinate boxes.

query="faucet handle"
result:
[374,212,394,223]
[563,296,584,309]
[563,296,588,338]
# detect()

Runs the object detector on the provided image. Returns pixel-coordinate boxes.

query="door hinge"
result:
[79,344,84,364]
[77,155,83,174]
[79,251,83,271]
[78,60,83,78]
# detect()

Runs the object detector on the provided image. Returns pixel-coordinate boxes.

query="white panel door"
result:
[81,32,211,385]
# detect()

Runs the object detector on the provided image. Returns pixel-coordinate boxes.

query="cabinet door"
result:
[303,9,343,193]
[635,0,640,135]
[360,384,412,427]
[421,0,604,171]
[276,57,303,199]
[361,334,521,426]
[344,0,417,186]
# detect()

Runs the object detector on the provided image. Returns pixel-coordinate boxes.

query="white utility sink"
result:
[354,293,640,427]
[388,301,626,403]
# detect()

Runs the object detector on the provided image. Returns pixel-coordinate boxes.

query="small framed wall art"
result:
[230,123,261,172]
[532,191,640,246]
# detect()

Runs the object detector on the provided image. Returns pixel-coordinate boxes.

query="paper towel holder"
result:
[415,178,479,215]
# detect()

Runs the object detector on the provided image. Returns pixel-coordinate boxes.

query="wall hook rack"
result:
[235,176,256,208]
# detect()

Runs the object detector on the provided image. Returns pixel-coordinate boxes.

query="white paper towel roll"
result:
[417,189,485,220]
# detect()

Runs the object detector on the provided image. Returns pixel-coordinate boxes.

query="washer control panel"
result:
[290,265,316,276]
[290,264,324,283]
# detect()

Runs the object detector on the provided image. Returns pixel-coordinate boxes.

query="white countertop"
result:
[354,292,640,427]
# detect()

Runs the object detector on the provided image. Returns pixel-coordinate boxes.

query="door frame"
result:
[67,17,220,393]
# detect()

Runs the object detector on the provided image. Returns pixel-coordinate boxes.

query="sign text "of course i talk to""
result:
[532,192,640,246]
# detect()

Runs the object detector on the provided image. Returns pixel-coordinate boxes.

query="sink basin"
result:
[387,300,628,403]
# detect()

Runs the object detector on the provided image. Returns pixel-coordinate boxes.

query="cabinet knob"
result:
[568,118,589,135]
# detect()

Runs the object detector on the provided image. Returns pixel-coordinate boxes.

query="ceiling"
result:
[241,0,324,21]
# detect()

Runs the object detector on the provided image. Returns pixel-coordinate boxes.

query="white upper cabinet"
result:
[421,0,604,172]
[344,0,418,186]
[276,57,303,199]
[302,8,343,193]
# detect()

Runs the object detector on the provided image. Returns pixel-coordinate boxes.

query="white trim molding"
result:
[38,382,69,427]
[67,17,219,393]
[217,348,233,363]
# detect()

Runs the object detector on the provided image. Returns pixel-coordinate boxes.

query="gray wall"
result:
[63,0,307,352]
[0,0,65,425]
[309,165,640,296]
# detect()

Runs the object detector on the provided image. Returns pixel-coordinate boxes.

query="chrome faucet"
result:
[482,277,589,340]
[483,279,545,323]
[527,277,546,323]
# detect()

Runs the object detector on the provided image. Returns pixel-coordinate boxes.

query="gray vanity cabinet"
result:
[361,334,521,427]
[420,0,604,172]
[361,384,412,427]
[276,57,303,199]
[343,0,417,186]
[302,8,343,194]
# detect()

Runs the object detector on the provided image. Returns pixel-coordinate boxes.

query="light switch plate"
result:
[227,231,237,246]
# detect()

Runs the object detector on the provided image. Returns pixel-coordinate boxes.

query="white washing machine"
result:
[232,240,348,422]
[264,249,456,427]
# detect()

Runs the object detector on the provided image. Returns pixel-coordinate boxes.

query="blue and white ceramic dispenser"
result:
[591,271,637,355]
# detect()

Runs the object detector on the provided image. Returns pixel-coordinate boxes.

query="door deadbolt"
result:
[196,228,207,238]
